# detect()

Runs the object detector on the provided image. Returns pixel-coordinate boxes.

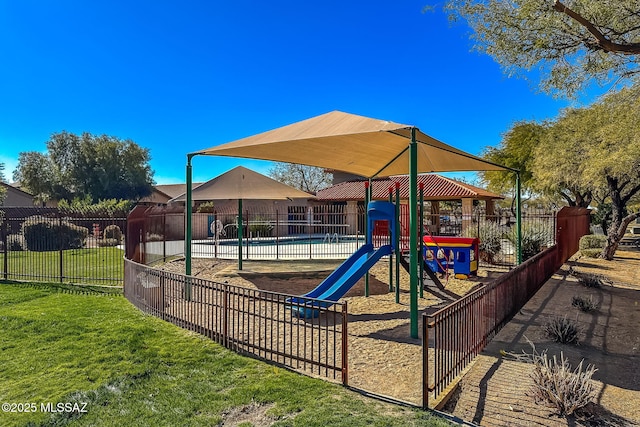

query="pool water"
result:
[214,236,365,246]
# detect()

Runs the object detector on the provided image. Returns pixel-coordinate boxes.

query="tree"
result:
[532,109,594,208]
[479,121,546,210]
[14,131,154,202]
[533,84,640,259]
[268,163,332,193]
[443,0,640,96]
[584,85,640,259]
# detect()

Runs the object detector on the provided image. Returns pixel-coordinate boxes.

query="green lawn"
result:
[0,247,123,286]
[0,281,452,427]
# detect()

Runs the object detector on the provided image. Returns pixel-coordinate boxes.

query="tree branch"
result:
[622,182,640,205]
[553,0,640,54]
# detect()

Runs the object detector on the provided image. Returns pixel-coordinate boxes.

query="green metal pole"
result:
[409,127,419,339]
[238,198,243,270]
[185,154,195,301]
[395,182,400,304]
[186,154,194,276]
[516,172,523,264]
[419,182,424,299]
[388,187,393,293]
[364,180,370,297]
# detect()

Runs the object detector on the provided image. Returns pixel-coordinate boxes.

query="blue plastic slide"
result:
[289,243,393,317]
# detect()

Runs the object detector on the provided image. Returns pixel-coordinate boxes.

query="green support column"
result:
[186,155,194,276]
[364,180,371,297]
[516,172,523,264]
[409,128,419,339]
[185,154,196,301]
[238,198,243,270]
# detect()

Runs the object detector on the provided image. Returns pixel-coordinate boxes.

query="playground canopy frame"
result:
[186,110,519,338]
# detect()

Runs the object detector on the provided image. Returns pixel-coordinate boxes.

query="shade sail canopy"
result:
[171,166,315,202]
[196,111,509,178]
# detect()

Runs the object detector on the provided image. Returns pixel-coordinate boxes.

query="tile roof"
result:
[316,174,503,201]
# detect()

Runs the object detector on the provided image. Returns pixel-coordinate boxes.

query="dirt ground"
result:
[443,249,640,426]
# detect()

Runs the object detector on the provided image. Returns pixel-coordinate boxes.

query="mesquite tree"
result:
[444,0,640,96]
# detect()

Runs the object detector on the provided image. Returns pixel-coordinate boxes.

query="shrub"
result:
[544,316,581,345]
[462,221,502,263]
[502,339,597,416]
[103,224,123,242]
[58,198,134,218]
[7,234,26,251]
[195,201,215,213]
[569,268,606,288]
[97,238,119,247]
[507,222,554,261]
[531,352,597,416]
[578,234,606,251]
[580,248,602,258]
[21,216,89,251]
[571,295,597,312]
[248,216,274,237]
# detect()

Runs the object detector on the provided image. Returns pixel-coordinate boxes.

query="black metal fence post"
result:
[58,215,64,283]
[2,218,7,280]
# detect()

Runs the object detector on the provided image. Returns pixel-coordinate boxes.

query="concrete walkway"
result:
[442,269,640,426]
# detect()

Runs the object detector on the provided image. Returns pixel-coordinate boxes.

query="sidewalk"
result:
[442,268,640,426]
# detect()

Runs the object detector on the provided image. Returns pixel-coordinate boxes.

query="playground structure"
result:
[422,235,479,280]
[289,201,396,317]
[184,111,522,338]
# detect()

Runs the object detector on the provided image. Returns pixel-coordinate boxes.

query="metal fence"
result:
[0,207,126,286]
[124,258,348,383]
[422,206,590,408]
[128,204,557,268]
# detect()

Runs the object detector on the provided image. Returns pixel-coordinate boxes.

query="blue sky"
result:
[0,1,597,185]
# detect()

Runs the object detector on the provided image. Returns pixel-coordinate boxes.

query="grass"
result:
[0,247,123,286]
[0,281,452,427]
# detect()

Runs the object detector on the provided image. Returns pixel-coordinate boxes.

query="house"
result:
[167,166,315,239]
[139,182,204,205]
[316,174,504,235]
[0,182,36,207]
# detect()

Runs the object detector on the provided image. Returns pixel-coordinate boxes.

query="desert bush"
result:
[462,221,502,263]
[21,216,88,251]
[97,238,119,247]
[248,216,274,237]
[578,234,607,251]
[195,201,215,213]
[544,316,581,345]
[580,248,601,258]
[568,268,607,288]
[502,339,597,416]
[103,224,123,241]
[506,222,554,261]
[7,234,26,251]
[571,295,597,312]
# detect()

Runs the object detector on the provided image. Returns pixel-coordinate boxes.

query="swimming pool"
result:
[191,235,368,260]
[211,235,365,246]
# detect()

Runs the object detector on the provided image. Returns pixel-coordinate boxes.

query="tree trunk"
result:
[601,176,640,260]
[602,212,640,260]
